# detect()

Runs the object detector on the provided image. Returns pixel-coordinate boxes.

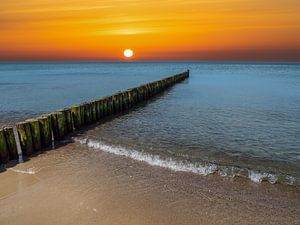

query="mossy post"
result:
[71,105,82,130]
[107,97,113,115]
[122,92,129,110]
[80,105,86,125]
[149,83,154,97]
[113,94,120,113]
[50,113,59,140]
[146,84,151,98]
[91,102,97,123]
[132,88,138,104]
[17,122,33,156]
[83,103,92,125]
[37,115,52,148]
[4,127,18,160]
[95,100,101,121]
[59,109,73,133]
[136,87,142,102]
[102,98,108,117]
[0,129,9,164]
[56,111,67,140]
[142,85,148,100]
[26,119,41,152]
[126,91,132,107]
[117,93,123,112]
[98,99,104,118]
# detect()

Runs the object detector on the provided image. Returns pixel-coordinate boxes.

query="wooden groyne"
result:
[0,70,189,165]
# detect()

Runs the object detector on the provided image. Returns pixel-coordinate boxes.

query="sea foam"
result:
[76,138,297,186]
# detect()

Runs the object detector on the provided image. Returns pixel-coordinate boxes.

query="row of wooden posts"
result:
[0,70,189,165]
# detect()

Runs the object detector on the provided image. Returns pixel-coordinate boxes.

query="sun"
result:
[124,49,133,58]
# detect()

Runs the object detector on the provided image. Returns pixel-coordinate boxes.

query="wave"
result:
[76,138,297,186]
[9,167,38,175]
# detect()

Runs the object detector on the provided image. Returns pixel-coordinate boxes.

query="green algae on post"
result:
[0,129,9,164]
[56,111,67,140]
[91,102,97,123]
[16,122,34,156]
[37,115,52,148]
[70,105,82,130]
[3,127,18,160]
[59,109,73,134]
[50,113,59,140]
[26,119,42,152]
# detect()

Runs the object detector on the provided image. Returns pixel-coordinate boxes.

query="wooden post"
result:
[3,127,18,160]
[37,115,52,148]
[71,105,82,130]
[16,122,33,156]
[91,102,97,122]
[82,103,92,125]
[107,97,113,115]
[60,108,73,133]
[127,91,132,108]
[50,112,59,140]
[95,100,101,121]
[56,111,66,139]
[0,129,9,164]
[98,99,104,118]
[26,119,41,152]
[102,98,108,117]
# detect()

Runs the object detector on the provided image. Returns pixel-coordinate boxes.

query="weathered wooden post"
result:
[117,93,123,112]
[98,99,104,118]
[137,87,143,102]
[50,112,59,140]
[16,122,33,156]
[132,88,138,104]
[107,97,113,115]
[127,91,132,108]
[56,111,67,139]
[91,102,97,122]
[0,129,9,164]
[82,103,92,125]
[61,108,73,133]
[112,95,118,113]
[95,100,101,121]
[122,91,129,110]
[26,119,41,152]
[102,98,108,117]
[4,127,18,160]
[71,105,82,130]
[37,115,52,148]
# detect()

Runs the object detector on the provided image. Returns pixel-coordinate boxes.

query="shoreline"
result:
[0,141,299,225]
[76,136,299,186]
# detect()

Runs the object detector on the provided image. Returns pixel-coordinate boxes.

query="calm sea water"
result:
[1,62,300,185]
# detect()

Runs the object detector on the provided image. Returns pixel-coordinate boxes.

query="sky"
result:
[0,0,300,61]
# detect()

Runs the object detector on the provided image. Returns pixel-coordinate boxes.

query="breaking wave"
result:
[76,138,298,186]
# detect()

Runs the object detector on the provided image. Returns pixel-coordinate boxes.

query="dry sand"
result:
[0,141,299,225]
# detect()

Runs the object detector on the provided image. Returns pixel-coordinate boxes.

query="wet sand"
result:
[0,141,299,225]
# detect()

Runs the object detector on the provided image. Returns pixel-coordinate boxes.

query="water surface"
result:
[1,62,299,185]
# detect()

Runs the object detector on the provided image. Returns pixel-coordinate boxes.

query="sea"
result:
[0,62,299,186]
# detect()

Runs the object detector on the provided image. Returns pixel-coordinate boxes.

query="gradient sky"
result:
[1,0,300,61]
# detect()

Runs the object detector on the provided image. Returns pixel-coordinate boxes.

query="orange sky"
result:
[1,0,300,61]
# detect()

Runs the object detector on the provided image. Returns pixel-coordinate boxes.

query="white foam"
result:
[9,167,38,175]
[76,138,297,186]
[248,170,278,184]
[76,138,217,176]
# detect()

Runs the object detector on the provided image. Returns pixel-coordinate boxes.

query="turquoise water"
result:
[1,62,300,185]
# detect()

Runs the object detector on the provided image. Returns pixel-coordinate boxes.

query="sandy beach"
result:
[0,140,299,225]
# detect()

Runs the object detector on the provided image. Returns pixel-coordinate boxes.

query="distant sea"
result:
[1,62,299,185]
